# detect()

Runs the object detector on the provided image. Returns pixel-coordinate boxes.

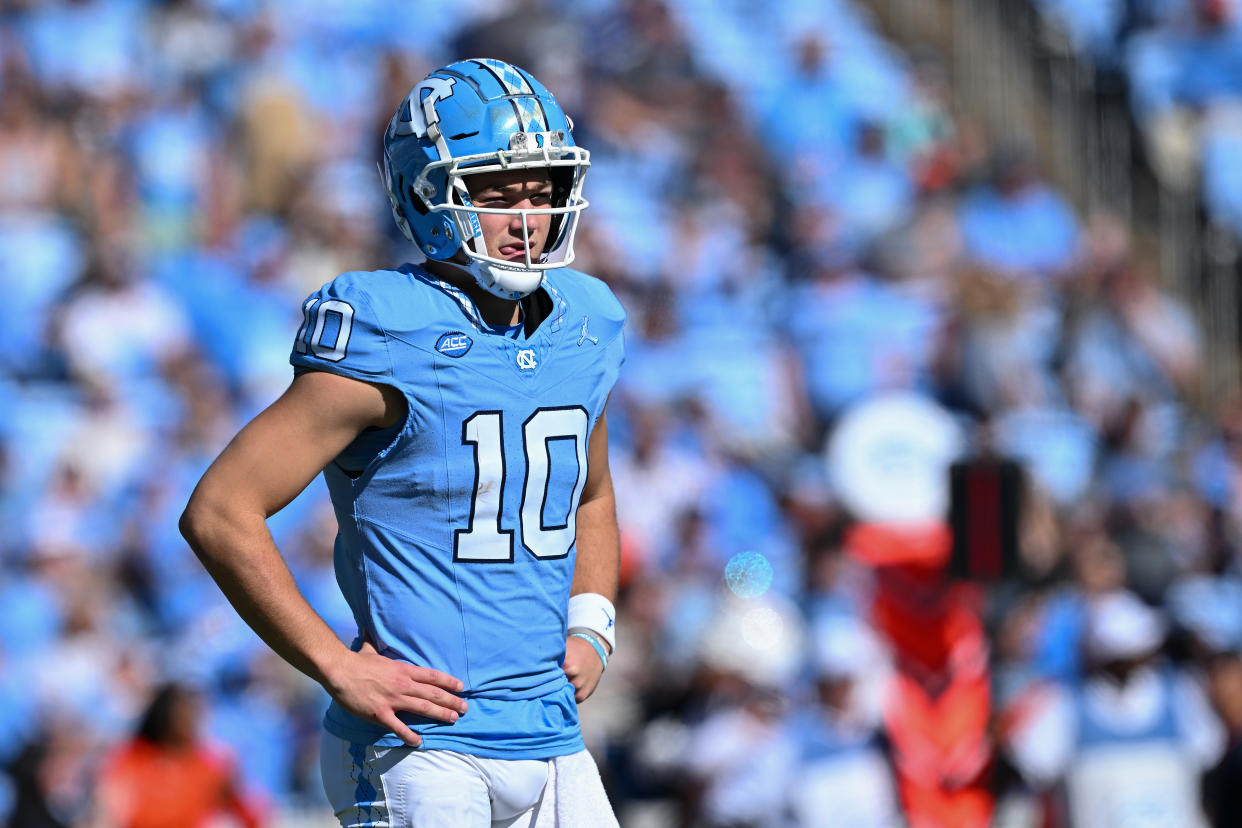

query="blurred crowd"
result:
[1,0,1242,826]
[1033,0,1242,235]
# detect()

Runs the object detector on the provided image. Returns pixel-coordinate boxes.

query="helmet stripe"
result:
[533,97,551,132]
[511,96,548,133]
[472,58,533,96]
[510,63,540,94]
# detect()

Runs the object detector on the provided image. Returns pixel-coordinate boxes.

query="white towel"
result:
[532,748,619,828]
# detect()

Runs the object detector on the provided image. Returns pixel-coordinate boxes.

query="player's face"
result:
[465,168,555,264]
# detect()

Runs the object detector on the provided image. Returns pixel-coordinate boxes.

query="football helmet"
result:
[381,58,590,299]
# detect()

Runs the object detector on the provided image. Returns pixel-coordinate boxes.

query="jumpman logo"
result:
[602,607,614,630]
[578,316,598,346]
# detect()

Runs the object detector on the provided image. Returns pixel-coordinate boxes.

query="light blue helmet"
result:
[381,58,590,299]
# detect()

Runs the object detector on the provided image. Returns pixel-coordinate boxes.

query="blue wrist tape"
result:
[569,631,608,671]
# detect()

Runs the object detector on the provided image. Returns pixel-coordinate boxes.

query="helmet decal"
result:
[395,77,457,141]
[475,58,534,94]
[512,96,549,133]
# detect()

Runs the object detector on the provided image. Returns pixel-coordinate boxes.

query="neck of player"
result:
[425,260,524,328]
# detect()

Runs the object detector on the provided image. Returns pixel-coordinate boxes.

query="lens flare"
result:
[724,550,773,598]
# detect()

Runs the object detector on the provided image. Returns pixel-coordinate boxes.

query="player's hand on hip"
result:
[323,640,468,748]
[562,635,606,703]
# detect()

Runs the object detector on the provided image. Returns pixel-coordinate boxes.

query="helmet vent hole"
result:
[448,131,479,140]
[408,183,430,215]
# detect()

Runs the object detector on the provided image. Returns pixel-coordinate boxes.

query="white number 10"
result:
[294,298,354,362]
[456,407,589,563]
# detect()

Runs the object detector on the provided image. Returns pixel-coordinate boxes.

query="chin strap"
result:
[464,259,544,301]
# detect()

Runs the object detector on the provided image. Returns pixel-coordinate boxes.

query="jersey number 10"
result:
[456,406,589,563]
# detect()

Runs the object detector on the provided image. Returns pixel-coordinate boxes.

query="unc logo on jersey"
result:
[435,331,473,358]
[516,349,538,371]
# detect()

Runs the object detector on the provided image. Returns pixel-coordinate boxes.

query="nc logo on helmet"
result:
[399,77,457,139]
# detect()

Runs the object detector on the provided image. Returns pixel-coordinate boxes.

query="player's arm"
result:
[563,409,620,702]
[179,370,467,746]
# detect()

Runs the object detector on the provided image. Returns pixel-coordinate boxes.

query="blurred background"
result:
[2,0,1242,826]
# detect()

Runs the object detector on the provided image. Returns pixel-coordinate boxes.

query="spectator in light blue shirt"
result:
[957,145,1080,279]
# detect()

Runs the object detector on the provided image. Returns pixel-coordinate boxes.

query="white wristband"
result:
[568,592,616,652]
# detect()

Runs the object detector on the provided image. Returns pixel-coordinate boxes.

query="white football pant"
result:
[321,731,553,828]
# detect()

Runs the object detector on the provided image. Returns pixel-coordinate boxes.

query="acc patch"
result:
[435,331,473,358]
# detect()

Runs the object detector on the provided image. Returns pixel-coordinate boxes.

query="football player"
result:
[181,58,623,827]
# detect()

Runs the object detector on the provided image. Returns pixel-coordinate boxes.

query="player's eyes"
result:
[474,189,551,208]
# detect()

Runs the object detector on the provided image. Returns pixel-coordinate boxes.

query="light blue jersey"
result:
[289,264,624,758]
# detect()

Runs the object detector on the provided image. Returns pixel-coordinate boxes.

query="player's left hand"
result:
[562,635,606,703]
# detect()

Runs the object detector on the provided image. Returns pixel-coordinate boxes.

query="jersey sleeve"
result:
[289,273,393,384]
[570,272,626,430]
